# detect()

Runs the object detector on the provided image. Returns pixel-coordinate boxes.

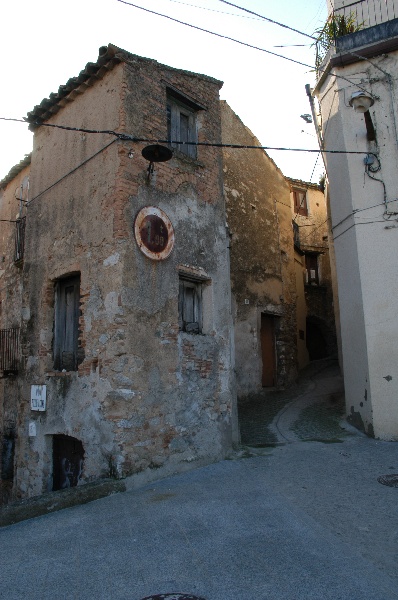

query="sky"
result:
[0,0,327,183]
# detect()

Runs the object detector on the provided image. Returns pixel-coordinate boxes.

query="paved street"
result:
[1,361,398,600]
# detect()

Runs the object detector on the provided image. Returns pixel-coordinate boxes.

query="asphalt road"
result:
[1,363,398,600]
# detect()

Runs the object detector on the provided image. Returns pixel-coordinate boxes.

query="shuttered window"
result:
[167,95,197,159]
[178,278,202,334]
[293,189,308,216]
[54,275,80,371]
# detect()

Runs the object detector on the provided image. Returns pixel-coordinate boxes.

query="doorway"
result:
[52,434,84,491]
[260,314,277,387]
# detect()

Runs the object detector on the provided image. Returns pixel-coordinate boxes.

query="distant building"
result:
[288,178,337,369]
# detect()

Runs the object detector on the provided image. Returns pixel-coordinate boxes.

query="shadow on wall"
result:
[306,316,335,361]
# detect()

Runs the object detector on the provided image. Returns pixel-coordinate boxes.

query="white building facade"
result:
[313,0,398,439]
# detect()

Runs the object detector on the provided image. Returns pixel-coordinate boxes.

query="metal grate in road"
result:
[140,595,206,600]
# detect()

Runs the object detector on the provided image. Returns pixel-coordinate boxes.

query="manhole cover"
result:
[140,595,206,600]
[377,474,398,488]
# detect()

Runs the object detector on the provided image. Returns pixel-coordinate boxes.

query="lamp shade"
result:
[349,91,374,113]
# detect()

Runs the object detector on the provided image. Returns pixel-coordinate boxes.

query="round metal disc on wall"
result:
[134,206,175,260]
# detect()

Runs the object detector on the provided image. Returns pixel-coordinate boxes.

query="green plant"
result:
[313,13,364,69]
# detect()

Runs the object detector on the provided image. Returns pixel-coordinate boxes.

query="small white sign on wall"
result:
[28,422,37,437]
[31,385,47,411]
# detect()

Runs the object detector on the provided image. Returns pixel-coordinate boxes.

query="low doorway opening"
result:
[52,434,84,491]
[306,317,329,361]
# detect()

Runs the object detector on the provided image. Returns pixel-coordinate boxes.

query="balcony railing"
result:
[315,0,398,72]
[14,217,26,264]
[333,0,398,29]
[0,328,19,374]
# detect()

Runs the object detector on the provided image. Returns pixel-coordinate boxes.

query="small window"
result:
[179,277,202,334]
[53,275,80,371]
[167,93,198,159]
[293,189,308,216]
[305,253,319,285]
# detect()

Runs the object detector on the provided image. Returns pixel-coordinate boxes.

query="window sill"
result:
[170,148,205,168]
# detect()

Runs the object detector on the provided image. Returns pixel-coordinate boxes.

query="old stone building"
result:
[289,179,337,369]
[221,102,298,396]
[0,44,237,502]
[1,45,339,504]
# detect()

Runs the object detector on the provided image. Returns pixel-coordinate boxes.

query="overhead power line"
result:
[165,0,263,21]
[116,0,315,70]
[115,1,374,95]
[218,0,317,40]
[0,118,376,156]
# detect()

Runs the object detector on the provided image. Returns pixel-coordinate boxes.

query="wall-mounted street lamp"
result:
[349,91,376,141]
[349,91,374,113]
[142,144,173,181]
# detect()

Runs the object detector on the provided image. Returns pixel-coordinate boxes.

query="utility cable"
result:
[0,118,379,156]
[116,1,374,96]
[165,0,263,21]
[116,0,316,70]
[26,139,117,206]
[218,0,317,40]
[333,218,398,241]
[299,218,329,242]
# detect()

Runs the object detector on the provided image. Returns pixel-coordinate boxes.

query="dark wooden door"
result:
[261,314,276,387]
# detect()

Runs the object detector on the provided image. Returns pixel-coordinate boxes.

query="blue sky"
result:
[0,0,327,182]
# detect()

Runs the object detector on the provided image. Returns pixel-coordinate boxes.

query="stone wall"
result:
[5,48,236,501]
[221,101,297,396]
[0,162,29,503]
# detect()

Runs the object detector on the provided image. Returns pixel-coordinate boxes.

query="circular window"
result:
[134,207,175,260]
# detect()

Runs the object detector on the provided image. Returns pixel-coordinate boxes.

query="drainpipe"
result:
[305,83,327,173]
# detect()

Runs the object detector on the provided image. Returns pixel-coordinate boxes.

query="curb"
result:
[0,479,126,528]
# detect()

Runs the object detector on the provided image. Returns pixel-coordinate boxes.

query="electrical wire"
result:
[116,0,316,70]
[165,0,263,21]
[299,218,329,242]
[26,139,117,206]
[0,118,379,156]
[218,0,317,39]
[116,1,375,97]
[333,218,397,241]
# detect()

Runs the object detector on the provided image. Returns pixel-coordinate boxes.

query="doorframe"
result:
[257,307,282,388]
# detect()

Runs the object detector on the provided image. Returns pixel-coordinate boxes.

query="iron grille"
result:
[0,328,19,374]
[14,217,26,263]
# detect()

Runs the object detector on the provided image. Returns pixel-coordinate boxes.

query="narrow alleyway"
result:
[238,358,346,447]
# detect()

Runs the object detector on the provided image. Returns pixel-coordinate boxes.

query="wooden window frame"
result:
[178,277,203,334]
[53,274,80,371]
[293,188,308,216]
[167,94,198,159]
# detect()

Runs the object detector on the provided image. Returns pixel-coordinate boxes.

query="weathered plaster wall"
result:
[315,48,398,439]
[221,101,297,396]
[12,51,236,501]
[0,164,30,503]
